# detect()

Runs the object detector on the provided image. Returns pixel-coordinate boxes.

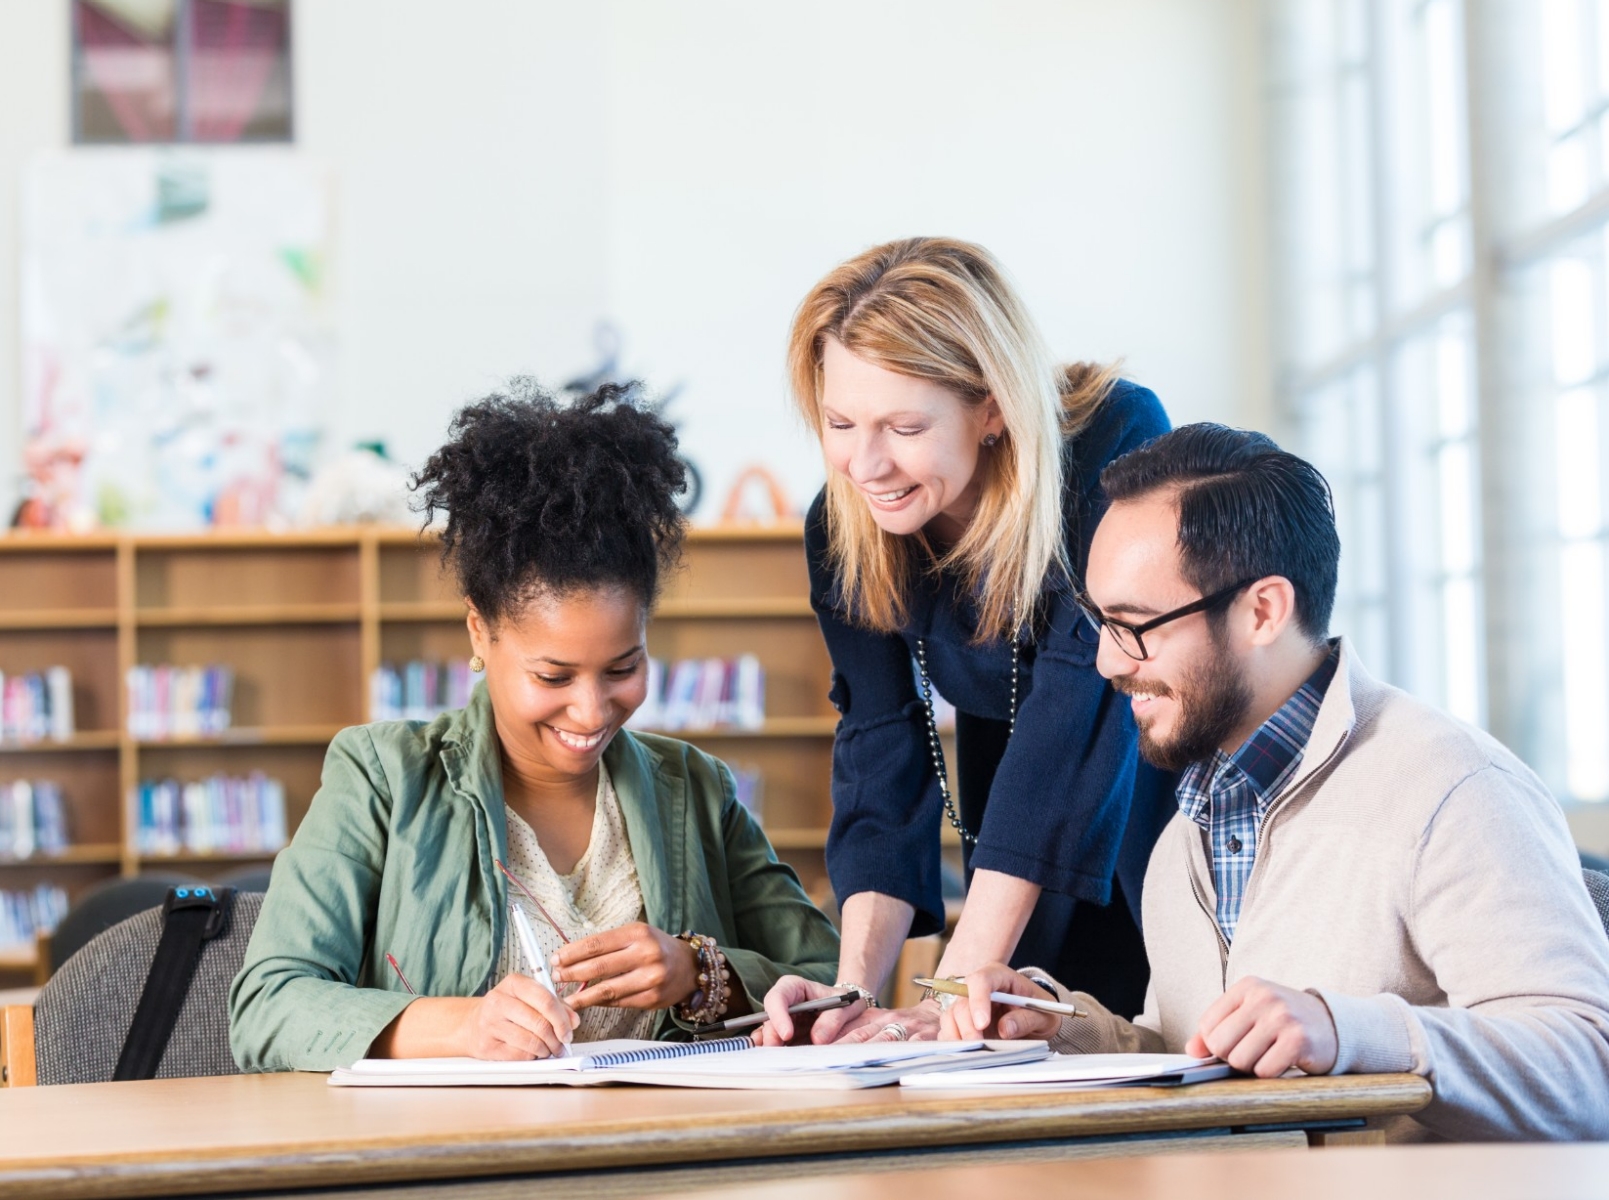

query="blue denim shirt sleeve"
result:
[813,382,1173,938]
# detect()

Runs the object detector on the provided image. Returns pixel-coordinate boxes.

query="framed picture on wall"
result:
[71,0,293,144]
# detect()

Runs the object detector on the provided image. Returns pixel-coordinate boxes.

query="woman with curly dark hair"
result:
[229,381,839,1071]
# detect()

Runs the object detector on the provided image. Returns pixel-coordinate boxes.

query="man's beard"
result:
[1114,632,1254,772]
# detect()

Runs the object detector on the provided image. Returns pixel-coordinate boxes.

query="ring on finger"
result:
[882,1022,910,1041]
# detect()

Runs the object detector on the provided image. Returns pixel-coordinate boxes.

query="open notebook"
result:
[328,1037,1050,1090]
[898,1052,1232,1091]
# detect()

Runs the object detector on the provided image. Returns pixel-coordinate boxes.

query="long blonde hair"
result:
[788,237,1117,641]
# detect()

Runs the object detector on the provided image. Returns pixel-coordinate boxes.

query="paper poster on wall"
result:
[19,149,335,529]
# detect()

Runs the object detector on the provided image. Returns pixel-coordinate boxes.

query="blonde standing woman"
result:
[759,238,1176,1043]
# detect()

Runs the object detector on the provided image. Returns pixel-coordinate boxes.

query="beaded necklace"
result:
[913,636,1020,848]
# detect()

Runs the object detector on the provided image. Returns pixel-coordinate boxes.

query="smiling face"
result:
[1085,490,1255,771]
[818,337,1003,538]
[467,585,649,785]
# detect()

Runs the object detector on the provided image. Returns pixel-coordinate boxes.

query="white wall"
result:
[0,0,71,522]
[604,0,1272,516]
[293,1,613,471]
[0,0,1268,523]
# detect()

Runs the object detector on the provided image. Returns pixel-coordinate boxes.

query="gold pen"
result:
[914,975,1089,1019]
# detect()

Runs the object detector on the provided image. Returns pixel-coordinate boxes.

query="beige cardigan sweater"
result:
[1043,641,1609,1142]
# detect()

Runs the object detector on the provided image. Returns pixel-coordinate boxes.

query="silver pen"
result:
[510,901,561,997]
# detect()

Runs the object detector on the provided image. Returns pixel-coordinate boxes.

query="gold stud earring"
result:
[469,655,485,673]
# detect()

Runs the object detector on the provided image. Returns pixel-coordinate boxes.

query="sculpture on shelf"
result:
[297,445,414,528]
[10,439,91,531]
[719,466,796,526]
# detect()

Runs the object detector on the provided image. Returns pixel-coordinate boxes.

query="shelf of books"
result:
[0,523,836,981]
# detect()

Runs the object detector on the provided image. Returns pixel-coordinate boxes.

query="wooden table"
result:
[655,1143,1609,1200]
[0,1070,1430,1199]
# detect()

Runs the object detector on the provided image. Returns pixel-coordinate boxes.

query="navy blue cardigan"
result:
[810,381,1177,939]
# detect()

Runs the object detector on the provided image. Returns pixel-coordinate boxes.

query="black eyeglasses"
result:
[1074,578,1259,661]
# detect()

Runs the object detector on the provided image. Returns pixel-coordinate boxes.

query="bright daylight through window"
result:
[1268,0,1609,803]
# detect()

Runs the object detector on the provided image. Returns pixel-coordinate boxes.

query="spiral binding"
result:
[582,1035,752,1070]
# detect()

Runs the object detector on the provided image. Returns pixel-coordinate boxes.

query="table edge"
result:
[0,1073,1434,1200]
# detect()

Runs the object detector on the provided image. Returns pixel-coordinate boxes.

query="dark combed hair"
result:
[1099,423,1340,640]
[410,378,687,623]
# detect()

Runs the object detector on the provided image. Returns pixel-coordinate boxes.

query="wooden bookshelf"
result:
[0,524,837,978]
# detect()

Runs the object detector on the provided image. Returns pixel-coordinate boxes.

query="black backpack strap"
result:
[113,886,235,1082]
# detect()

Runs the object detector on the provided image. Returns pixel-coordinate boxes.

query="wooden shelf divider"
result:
[0,732,122,754]
[0,844,124,867]
[131,725,350,748]
[0,610,119,631]
[376,602,465,623]
[656,598,815,619]
[134,604,363,627]
[138,851,281,866]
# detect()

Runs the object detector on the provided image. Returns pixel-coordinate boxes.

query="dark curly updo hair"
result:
[411,378,687,624]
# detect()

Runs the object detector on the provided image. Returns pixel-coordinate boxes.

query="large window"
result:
[1268,0,1609,800]
[1269,0,1480,722]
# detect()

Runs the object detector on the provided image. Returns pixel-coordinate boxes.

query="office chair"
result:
[42,873,204,978]
[1585,869,1609,941]
[2,889,262,1086]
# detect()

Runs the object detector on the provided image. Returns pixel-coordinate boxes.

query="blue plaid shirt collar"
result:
[1174,643,1340,943]
[1176,643,1341,826]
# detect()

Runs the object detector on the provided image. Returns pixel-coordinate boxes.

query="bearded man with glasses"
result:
[943,423,1609,1143]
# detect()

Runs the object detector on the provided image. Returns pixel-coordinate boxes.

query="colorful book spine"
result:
[368,659,475,722]
[0,780,70,859]
[125,665,235,739]
[627,655,767,732]
[132,772,286,855]
[0,667,77,745]
[0,884,69,950]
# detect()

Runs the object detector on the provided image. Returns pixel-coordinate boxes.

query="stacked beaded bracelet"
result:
[674,931,731,1026]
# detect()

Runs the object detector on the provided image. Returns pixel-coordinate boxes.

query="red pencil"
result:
[385,952,415,995]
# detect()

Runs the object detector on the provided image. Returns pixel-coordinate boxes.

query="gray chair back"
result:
[32,891,262,1085]
[1586,869,1609,941]
[46,873,203,975]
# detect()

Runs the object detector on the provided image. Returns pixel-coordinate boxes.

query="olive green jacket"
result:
[229,687,840,1072]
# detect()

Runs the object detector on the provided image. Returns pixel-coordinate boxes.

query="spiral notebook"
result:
[327,1037,1050,1090]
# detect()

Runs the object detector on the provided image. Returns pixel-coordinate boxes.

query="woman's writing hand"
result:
[753,976,863,1045]
[462,973,578,1060]
[551,923,700,1010]
[937,963,1061,1042]
[753,980,943,1046]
